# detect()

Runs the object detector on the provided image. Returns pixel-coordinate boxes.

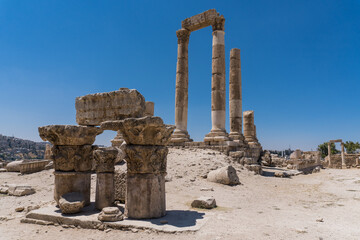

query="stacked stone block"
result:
[101,116,175,219]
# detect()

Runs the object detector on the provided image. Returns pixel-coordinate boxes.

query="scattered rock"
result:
[15,207,24,212]
[98,207,124,222]
[200,187,214,191]
[0,168,7,172]
[165,175,172,182]
[26,205,40,213]
[7,184,36,196]
[312,166,321,173]
[207,166,240,185]
[131,228,139,233]
[5,160,24,172]
[316,218,324,222]
[191,197,217,209]
[274,172,290,178]
[59,192,85,214]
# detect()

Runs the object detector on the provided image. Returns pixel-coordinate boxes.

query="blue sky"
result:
[0,0,359,151]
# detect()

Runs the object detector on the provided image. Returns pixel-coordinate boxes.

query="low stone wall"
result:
[19,160,50,174]
[325,154,360,168]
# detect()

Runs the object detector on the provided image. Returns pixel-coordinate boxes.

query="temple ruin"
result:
[325,139,360,168]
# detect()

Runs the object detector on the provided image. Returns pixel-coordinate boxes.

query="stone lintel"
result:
[181,9,219,32]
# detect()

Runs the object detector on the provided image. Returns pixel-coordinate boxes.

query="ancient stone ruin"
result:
[169,9,262,172]
[325,139,360,168]
[38,88,174,218]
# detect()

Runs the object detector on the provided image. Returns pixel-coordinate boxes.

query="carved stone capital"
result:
[176,29,190,44]
[212,16,225,31]
[52,145,95,172]
[93,147,118,173]
[125,145,168,174]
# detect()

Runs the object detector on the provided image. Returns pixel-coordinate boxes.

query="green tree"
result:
[344,141,360,154]
[317,142,339,158]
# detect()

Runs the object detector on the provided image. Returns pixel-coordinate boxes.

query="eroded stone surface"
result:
[75,88,145,126]
[52,145,95,172]
[101,116,175,146]
[4,184,35,196]
[181,9,219,32]
[125,145,168,174]
[59,192,85,214]
[191,197,216,209]
[39,125,102,146]
[93,147,118,173]
[114,166,126,203]
[207,165,240,185]
[95,173,115,210]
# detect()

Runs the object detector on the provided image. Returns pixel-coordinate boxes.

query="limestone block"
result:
[7,184,35,196]
[39,125,102,146]
[54,172,91,206]
[59,192,85,214]
[75,88,145,126]
[114,166,127,203]
[93,147,118,173]
[125,173,166,219]
[125,145,168,174]
[52,145,94,172]
[191,197,216,209]
[207,165,240,185]
[95,173,115,210]
[98,207,124,222]
[5,160,24,172]
[181,9,219,32]
[101,116,175,146]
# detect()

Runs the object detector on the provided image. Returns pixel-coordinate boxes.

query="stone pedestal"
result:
[125,173,166,219]
[228,48,245,144]
[205,17,228,144]
[54,171,91,206]
[171,29,192,143]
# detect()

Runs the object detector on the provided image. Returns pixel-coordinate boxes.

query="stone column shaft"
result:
[243,110,257,144]
[328,143,332,167]
[229,48,245,143]
[341,143,346,168]
[172,29,191,143]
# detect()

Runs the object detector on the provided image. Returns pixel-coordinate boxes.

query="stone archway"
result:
[170,9,228,144]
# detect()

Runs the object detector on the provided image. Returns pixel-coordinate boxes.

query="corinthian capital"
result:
[176,29,190,44]
[212,16,225,31]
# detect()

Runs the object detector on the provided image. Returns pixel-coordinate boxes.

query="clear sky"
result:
[0,0,359,151]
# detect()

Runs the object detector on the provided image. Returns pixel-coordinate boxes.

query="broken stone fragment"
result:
[93,147,118,173]
[75,88,146,126]
[7,184,35,196]
[38,125,103,146]
[5,160,24,172]
[207,166,240,185]
[191,197,217,209]
[98,207,124,222]
[101,116,175,146]
[59,192,85,214]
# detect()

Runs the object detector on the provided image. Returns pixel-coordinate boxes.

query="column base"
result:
[228,132,246,144]
[170,129,192,143]
[204,129,229,143]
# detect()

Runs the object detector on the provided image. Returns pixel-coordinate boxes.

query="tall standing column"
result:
[228,48,245,144]
[243,110,257,145]
[327,142,332,167]
[204,16,229,144]
[341,142,346,168]
[170,29,192,144]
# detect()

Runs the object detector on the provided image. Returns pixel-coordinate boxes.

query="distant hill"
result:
[0,134,46,161]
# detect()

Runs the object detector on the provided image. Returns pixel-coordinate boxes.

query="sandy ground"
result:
[1,148,360,240]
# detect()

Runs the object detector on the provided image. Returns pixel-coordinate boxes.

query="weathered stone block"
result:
[207,165,240,185]
[98,207,124,222]
[59,192,85,214]
[52,145,94,172]
[39,125,102,146]
[191,197,216,209]
[181,9,219,32]
[125,145,168,174]
[75,88,145,126]
[114,166,126,203]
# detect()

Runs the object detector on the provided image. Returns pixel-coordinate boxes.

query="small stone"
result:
[131,228,139,233]
[105,229,112,233]
[200,187,214,191]
[98,207,124,222]
[0,168,6,172]
[316,218,324,222]
[191,197,217,209]
[59,192,85,214]
[15,207,24,212]
[165,175,172,182]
